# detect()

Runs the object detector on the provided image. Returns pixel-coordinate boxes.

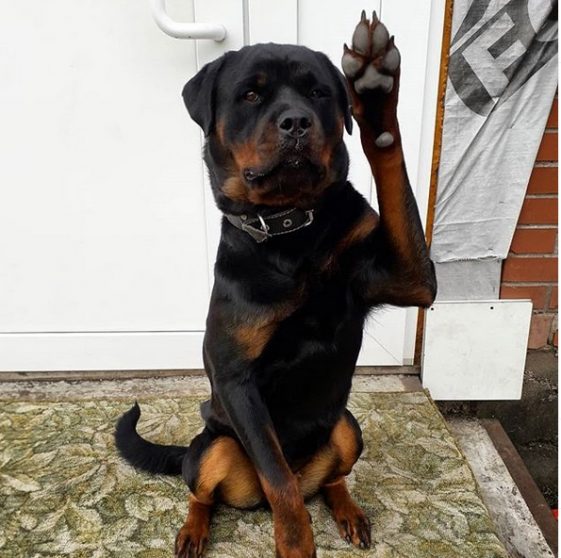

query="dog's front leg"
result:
[342,11,437,308]
[215,378,316,558]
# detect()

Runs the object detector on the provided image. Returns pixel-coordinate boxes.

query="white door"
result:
[0,1,445,371]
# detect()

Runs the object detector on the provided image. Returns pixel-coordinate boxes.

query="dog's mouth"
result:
[242,141,327,190]
[243,156,314,182]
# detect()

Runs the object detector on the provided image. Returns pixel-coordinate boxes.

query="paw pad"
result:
[354,65,393,95]
[375,132,394,148]
[351,17,370,55]
[371,21,389,55]
[341,10,401,95]
[341,11,400,147]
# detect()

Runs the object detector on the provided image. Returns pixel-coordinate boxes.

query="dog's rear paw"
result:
[174,501,211,558]
[322,478,372,550]
[333,502,371,550]
[175,526,209,558]
[341,11,401,146]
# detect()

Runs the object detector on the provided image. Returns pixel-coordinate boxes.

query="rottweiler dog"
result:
[115,11,436,558]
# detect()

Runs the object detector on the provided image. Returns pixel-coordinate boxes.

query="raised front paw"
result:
[341,10,401,147]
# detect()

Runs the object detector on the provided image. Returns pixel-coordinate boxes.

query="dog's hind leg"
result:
[321,477,371,550]
[175,428,263,558]
[321,411,370,550]
[295,410,371,550]
[175,495,212,558]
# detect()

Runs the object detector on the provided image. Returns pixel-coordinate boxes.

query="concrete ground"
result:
[450,419,554,558]
[438,349,558,509]
[0,373,554,557]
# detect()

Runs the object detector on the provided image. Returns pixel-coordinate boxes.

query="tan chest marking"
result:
[323,208,379,271]
[234,319,279,360]
[233,299,300,360]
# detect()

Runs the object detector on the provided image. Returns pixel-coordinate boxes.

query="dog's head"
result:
[182,44,352,211]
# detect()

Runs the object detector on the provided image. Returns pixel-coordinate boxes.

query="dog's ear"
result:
[317,53,353,135]
[333,66,353,135]
[182,55,227,136]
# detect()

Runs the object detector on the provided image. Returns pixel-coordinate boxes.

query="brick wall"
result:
[500,96,558,350]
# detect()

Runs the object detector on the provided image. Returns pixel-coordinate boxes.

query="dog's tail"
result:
[114,402,188,476]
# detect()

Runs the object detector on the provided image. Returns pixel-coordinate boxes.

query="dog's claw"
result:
[361,9,367,21]
[375,132,394,148]
[372,10,378,24]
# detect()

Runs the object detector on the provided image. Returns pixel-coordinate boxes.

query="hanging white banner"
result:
[431,0,558,263]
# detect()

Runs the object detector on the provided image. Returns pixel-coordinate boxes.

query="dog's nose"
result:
[277,110,312,138]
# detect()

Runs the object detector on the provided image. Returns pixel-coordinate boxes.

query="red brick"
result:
[510,228,557,254]
[527,166,558,195]
[500,284,548,309]
[550,286,558,310]
[528,313,554,349]
[518,198,558,225]
[536,132,558,161]
[502,257,558,282]
[547,99,558,129]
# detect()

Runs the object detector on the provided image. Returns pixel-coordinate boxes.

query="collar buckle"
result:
[241,217,271,243]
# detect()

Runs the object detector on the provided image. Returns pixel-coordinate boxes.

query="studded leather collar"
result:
[224,208,315,243]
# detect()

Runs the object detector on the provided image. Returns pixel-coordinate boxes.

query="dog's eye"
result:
[309,89,326,99]
[244,91,262,103]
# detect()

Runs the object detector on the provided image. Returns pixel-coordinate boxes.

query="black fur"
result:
[115,402,187,476]
[115,42,436,504]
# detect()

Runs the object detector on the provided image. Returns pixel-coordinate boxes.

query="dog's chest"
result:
[260,278,365,369]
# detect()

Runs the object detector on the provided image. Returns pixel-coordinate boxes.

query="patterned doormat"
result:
[0,392,508,557]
